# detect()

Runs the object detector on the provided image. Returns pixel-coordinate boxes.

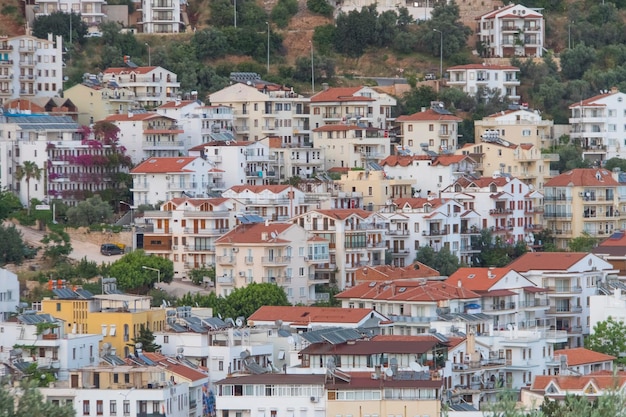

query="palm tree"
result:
[15,161,41,214]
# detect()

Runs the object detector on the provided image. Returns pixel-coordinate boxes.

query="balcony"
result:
[216,255,235,264]
[460,244,481,253]
[183,227,228,235]
[546,286,582,294]
[387,229,410,236]
[422,230,448,236]
[184,245,215,252]
[261,256,291,265]
[547,305,583,315]
[489,208,513,216]
[390,249,410,256]
[519,299,549,308]
[451,356,506,372]
[482,302,517,312]
[308,274,330,284]
[316,263,336,271]
[217,275,233,284]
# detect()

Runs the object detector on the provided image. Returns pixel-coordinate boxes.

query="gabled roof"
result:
[531,372,626,392]
[396,109,462,122]
[355,262,440,282]
[157,100,197,109]
[103,66,159,75]
[310,87,374,103]
[310,208,378,220]
[446,267,514,292]
[545,169,619,187]
[130,157,199,174]
[432,155,474,166]
[568,92,613,108]
[337,279,481,302]
[454,176,510,188]
[379,155,432,167]
[476,4,515,19]
[248,306,380,325]
[227,185,292,194]
[142,352,208,382]
[553,348,616,366]
[215,222,293,245]
[393,197,447,209]
[104,112,166,122]
[165,197,229,208]
[506,252,589,272]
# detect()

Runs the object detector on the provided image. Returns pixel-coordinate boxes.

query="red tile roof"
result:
[447,64,519,71]
[393,197,446,209]
[597,231,626,247]
[157,100,196,109]
[312,124,382,132]
[396,109,462,122]
[130,157,199,174]
[355,262,440,282]
[167,197,229,208]
[248,306,378,324]
[379,155,432,167]
[454,176,510,188]
[215,222,294,244]
[476,4,515,19]
[445,267,513,291]
[104,113,163,122]
[506,252,589,272]
[432,155,474,166]
[553,348,616,366]
[531,372,626,392]
[568,92,612,109]
[310,87,374,103]
[142,352,208,381]
[545,168,619,187]
[336,279,481,302]
[313,208,377,220]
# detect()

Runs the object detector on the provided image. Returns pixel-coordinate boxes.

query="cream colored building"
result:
[336,169,413,211]
[214,221,329,304]
[544,168,626,249]
[63,82,138,126]
[101,66,180,108]
[208,81,311,144]
[475,108,555,149]
[395,102,462,155]
[456,140,557,191]
[312,124,390,169]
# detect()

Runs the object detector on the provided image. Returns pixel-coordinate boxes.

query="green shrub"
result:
[307,0,333,17]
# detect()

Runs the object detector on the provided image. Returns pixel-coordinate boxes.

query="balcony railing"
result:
[261,256,291,264]
[547,305,583,314]
[546,286,582,294]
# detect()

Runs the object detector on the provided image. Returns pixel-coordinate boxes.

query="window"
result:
[97,400,103,415]
[56,303,61,311]
[123,401,130,416]
[164,335,169,343]
[408,125,413,132]
[429,124,434,131]
[83,401,90,415]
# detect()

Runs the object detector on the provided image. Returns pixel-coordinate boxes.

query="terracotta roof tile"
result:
[248,306,377,324]
[355,262,440,282]
[568,93,612,109]
[506,252,589,272]
[104,113,163,122]
[379,155,432,167]
[545,168,619,187]
[445,267,513,291]
[313,208,377,220]
[393,197,446,209]
[141,352,208,381]
[227,185,291,194]
[531,372,626,392]
[553,348,616,366]
[432,155,472,166]
[130,157,199,174]
[310,87,374,103]
[157,100,196,109]
[336,279,481,302]
[447,64,519,71]
[103,66,159,75]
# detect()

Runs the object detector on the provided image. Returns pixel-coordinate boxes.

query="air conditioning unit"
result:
[89,357,95,363]
[239,271,245,276]
[310,396,318,403]
[232,248,239,252]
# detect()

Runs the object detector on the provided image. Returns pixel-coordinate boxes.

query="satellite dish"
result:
[135,342,143,349]
[270,231,278,239]
[235,318,244,327]
[177,347,184,354]
[102,343,112,350]
[409,362,422,372]
[385,368,394,377]
[275,319,283,328]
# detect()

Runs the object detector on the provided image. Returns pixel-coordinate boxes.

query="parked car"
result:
[424,73,437,81]
[86,32,103,38]
[101,243,124,256]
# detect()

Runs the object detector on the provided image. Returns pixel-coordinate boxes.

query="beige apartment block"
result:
[336,169,413,211]
[101,66,180,108]
[395,102,462,155]
[64,82,137,126]
[475,108,555,149]
[312,124,390,169]
[544,168,626,250]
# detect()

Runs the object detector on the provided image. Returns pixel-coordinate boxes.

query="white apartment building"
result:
[380,154,479,198]
[157,100,236,148]
[130,157,214,205]
[447,64,520,101]
[380,197,481,266]
[188,140,277,190]
[309,85,396,130]
[569,88,626,162]
[474,108,555,149]
[395,103,462,156]
[208,81,311,145]
[138,0,182,33]
[476,4,545,58]
[0,34,63,103]
[507,252,617,348]
[214,221,330,304]
[312,124,390,169]
[101,66,180,108]
[0,268,19,321]
[141,197,242,279]
[265,136,324,181]
[221,184,315,220]
[34,0,106,25]
[0,312,102,381]
[104,112,184,164]
[291,209,387,290]
[441,175,544,245]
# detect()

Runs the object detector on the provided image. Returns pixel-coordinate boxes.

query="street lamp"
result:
[144,43,151,66]
[142,266,161,288]
[233,0,237,27]
[266,22,270,73]
[119,201,133,226]
[310,41,315,93]
[433,28,443,80]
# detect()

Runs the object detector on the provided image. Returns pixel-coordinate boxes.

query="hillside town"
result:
[4,1,626,416]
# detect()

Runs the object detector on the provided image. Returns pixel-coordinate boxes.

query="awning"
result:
[523,286,548,293]
[480,289,517,297]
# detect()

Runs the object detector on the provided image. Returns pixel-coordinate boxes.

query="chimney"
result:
[322,83,329,91]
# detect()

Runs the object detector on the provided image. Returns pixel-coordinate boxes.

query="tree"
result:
[307,0,333,17]
[41,224,72,263]
[5,380,76,417]
[15,161,42,215]
[604,158,626,172]
[0,188,22,220]
[418,2,471,59]
[585,317,626,364]
[560,43,597,80]
[107,250,173,293]
[568,232,598,252]
[0,223,27,266]
[128,324,161,352]
[415,245,460,276]
[189,266,216,286]
[552,144,589,173]
[66,196,114,227]
[32,11,88,46]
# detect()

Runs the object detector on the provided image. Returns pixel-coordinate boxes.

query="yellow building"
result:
[63,82,138,126]
[40,292,166,357]
[474,108,555,149]
[336,169,414,211]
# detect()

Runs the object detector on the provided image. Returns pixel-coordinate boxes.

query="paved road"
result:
[6,221,213,297]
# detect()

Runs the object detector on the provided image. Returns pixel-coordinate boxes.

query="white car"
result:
[86,32,103,38]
